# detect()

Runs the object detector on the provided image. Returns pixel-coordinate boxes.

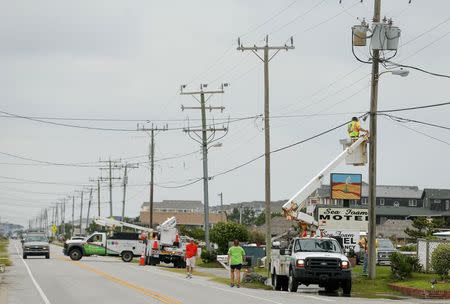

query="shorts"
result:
[186,256,196,267]
[230,264,242,270]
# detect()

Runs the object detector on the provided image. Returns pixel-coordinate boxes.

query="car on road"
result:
[377,238,397,265]
[22,233,50,259]
[271,237,351,295]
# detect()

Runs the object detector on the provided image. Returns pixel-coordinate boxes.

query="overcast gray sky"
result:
[1,0,449,226]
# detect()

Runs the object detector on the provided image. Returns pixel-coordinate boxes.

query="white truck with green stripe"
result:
[63,231,147,262]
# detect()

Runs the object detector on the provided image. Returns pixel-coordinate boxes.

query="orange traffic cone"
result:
[139,254,145,266]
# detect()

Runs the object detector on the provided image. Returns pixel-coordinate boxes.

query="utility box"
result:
[352,24,369,46]
[371,23,401,50]
[386,25,401,50]
[340,138,367,166]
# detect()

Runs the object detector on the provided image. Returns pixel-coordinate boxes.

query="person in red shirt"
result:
[185,239,198,278]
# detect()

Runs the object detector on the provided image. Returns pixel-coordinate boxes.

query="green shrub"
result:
[200,248,217,264]
[399,244,417,252]
[210,222,249,254]
[390,252,421,280]
[431,244,450,279]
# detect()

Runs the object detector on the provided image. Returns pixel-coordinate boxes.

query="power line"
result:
[381,113,450,131]
[385,61,450,79]
[378,101,450,113]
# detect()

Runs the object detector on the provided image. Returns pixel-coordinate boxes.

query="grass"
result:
[393,273,450,291]
[0,239,12,267]
[352,265,450,297]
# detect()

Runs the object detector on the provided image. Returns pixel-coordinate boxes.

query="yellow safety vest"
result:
[348,121,359,138]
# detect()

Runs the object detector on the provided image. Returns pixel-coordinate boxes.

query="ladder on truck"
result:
[94,217,153,233]
[282,135,368,233]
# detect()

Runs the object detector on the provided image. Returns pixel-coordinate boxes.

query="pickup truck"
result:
[63,231,146,262]
[271,237,352,295]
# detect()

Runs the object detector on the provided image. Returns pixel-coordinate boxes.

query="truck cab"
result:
[271,237,352,295]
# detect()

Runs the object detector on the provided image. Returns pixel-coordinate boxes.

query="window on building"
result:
[434,199,442,204]
[446,200,450,211]
[394,201,400,207]
[380,198,385,206]
[361,198,368,205]
[408,199,417,207]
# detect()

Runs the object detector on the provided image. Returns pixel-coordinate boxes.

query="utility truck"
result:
[271,136,368,294]
[63,217,152,262]
[147,217,186,268]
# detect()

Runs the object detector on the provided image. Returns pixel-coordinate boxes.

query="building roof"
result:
[141,200,203,211]
[376,206,450,217]
[423,189,450,200]
[314,184,423,199]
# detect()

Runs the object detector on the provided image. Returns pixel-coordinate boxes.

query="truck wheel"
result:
[287,269,299,293]
[69,248,82,261]
[272,272,282,291]
[342,279,352,295]
[45,254,50,259]
[23,254,27,259]
[121,251,133,263]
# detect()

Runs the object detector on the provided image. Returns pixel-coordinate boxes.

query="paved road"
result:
[2,241,447,304]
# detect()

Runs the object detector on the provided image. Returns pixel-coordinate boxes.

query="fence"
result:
[417,238,450,272]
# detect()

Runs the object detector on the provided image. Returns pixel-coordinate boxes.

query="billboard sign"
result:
[330,173,362,200]
[318,207,368,230]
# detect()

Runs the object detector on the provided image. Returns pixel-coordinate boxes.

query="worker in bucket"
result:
[348,117,368,140]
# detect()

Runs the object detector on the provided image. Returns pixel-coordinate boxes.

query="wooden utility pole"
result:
[86,188,93,231]
[368,0,381,280]
[121,163,139,224]
[237,35,294,272]
[99,159,122,218]
[137,125,167,229]
[180,84,228,249]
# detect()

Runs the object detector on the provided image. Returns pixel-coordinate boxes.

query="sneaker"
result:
[189,274,193,279]
[186,274,190,278]
[230,283,234,287]
[236,284,240,288]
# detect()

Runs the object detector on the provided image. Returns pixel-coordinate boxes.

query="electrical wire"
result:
[380,114,450,131]
[385,61,450,79]
[378,101,450,113]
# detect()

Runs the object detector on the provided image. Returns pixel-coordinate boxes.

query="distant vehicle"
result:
[433,231,450,239]
[22,233,50,259]
[377,238,397,265]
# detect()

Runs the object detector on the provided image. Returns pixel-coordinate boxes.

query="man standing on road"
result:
[185,239,197,279]
[228,239,245,288]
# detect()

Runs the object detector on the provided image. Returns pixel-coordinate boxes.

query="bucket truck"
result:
[63,217,152,262]
[270,135,368,294]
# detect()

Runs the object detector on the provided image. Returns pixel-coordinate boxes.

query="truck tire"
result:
[45,254,50,259]
[69,248,82,261]
[342,279,352,295]
[23,254,27,259]
[287,269,299,293]
[272,272,282,291]
[121,251,133,263]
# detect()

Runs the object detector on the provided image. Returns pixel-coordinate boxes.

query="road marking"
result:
[63,259,181,304]
[14,243,52,304]
[139,266,335,303]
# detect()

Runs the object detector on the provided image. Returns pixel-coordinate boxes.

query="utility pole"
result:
[99,159,122,218]
[121,163,139,224]
[137,124,167,229]
[180,83,229,249]
[61,199,66,235]
[79,191,83,234]
[218,192,224,221]
[368,0,381,280]
[97,179,101,217]
[71,196,75,237]
[237,35,294,271]
[86,188,93,231]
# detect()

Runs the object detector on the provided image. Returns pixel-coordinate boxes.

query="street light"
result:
[379,68,410,78]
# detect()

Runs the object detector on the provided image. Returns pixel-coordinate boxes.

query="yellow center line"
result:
[58,257,182,304]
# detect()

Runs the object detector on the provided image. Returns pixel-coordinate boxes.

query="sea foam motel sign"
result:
[318,207,368,230]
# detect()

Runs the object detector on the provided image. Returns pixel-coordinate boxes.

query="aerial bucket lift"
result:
[282,135,368,236]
